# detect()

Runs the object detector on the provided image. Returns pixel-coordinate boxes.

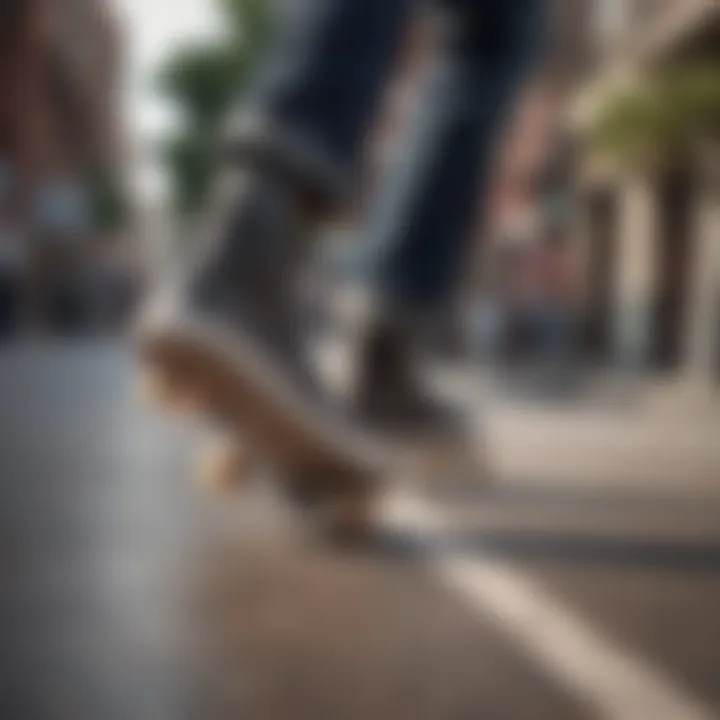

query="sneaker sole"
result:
[136,312,389,484]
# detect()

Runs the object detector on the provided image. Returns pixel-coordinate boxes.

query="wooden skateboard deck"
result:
[138,330,381,543]
[139,329,486,544]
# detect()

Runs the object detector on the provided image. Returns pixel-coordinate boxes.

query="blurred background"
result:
[1,1,720,718]
[1,0,719,395]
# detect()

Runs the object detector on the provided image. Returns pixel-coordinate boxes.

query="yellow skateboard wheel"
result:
[197,437,250,494]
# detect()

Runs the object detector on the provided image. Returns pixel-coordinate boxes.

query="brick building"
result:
[0,0,122,211]
[0,0,124,330]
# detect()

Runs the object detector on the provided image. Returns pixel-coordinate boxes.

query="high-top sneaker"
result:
[352,312,463,440]
[140,169,313,382]
[137,167,386,474]
[349,310,483,490]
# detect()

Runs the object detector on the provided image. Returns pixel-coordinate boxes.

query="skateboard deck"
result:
[196,432,379,542]
[139,328,486,544]
[139,329,382,543]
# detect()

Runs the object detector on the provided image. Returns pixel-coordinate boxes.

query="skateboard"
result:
[198,423,486,500]
[196,432,378,543]
[139,333,486,545]
[139,345,382,545]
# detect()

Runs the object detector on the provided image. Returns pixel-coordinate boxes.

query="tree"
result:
[87,164,131,234]
[157,0,272,213]
[588,63,720,173]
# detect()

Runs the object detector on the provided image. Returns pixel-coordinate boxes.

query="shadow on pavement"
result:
[371,527,720,572]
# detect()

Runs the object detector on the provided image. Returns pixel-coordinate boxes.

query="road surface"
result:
[2,341,719,719]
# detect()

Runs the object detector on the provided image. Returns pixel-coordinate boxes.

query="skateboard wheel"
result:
[320,488,376,545]
[198,437,250,493]
[140,364,213,417]
[418,435,489,490]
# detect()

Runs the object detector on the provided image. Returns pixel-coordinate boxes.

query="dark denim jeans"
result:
[232,0,546,313]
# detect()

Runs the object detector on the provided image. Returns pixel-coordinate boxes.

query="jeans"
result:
[533,301,573,363]
[231,0,546,313]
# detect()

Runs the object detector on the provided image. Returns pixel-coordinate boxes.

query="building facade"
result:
[570,0,720,387]
[0,0,124,330]
[0,0,122,211]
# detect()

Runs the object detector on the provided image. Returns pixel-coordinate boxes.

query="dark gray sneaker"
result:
[137,168,387,475]
[345,311,486,489]
[353,314,463,439]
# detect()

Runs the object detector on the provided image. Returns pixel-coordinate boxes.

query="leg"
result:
[368,0,547,312]
[227,0,415,206]
[352,0,547,432]
[138,0,417,462]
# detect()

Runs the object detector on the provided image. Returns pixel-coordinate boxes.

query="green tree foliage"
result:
[157,0,272,213]
[87,165,130,234]
[589,63,720,172]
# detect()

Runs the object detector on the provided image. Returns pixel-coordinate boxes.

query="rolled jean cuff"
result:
[222,110,348,207]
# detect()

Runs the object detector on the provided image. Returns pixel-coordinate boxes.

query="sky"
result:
[116,0,223,199]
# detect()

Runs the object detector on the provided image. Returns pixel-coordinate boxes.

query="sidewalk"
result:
[315,340,720,496]
[470,372,720,496]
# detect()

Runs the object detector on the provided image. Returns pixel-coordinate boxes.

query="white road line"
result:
[385,495,716,720]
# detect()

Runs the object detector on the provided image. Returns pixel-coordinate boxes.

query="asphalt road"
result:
[1,341,719,720]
